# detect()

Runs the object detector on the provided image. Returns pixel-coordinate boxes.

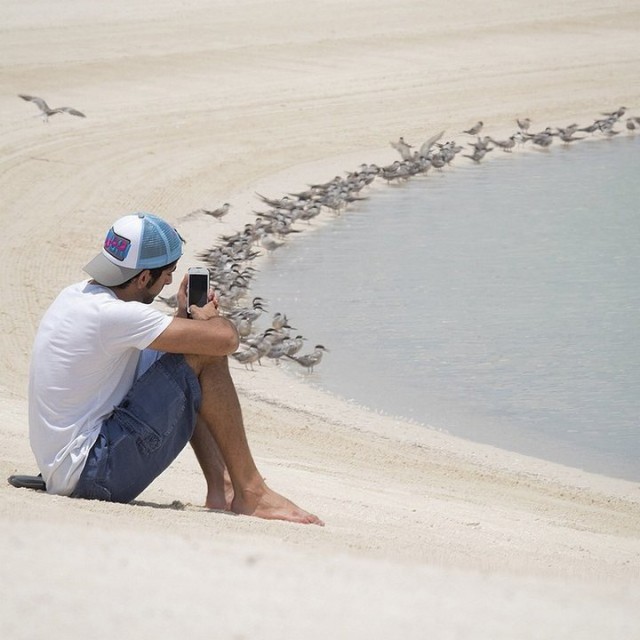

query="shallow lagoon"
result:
[252,135,640,482]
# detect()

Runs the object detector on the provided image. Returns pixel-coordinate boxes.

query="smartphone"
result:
[187,267,210,316]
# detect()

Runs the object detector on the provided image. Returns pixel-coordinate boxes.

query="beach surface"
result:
[1,1,640,638]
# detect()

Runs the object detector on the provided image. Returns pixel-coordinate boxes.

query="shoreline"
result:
[176,119,639,486]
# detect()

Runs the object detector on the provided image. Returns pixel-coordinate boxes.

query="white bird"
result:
[19,94,86,121]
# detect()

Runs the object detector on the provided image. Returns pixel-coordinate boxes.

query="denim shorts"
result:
[72,352,201,504]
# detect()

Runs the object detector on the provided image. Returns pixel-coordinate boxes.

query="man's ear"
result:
[135,270,152,288]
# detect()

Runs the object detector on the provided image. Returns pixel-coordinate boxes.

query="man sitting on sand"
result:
[28,212,323,525]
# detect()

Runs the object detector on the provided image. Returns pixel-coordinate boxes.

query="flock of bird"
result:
[179,106,638,374]
[20,95,638,374]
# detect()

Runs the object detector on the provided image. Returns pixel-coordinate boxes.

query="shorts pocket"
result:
[116,409,166,456]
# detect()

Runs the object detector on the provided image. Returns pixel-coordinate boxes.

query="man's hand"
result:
[189,297,219,320]
[176,274,219,320]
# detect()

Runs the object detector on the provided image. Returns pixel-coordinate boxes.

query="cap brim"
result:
[83,252,142,286]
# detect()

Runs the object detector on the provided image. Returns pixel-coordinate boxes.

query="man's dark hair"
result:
[114,261,178,290]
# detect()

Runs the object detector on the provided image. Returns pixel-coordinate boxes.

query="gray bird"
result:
[418,130,445,158]
[429,152,447,169]
[228,298,266,324]
[259,232,285,254]
[19,94,86,121]
[529,128,554,147]
[285,335,306,357]
[231,346,261,371]
[246,329,280,363]
[601,107,626,119]
[271,312,290,331]
[488,135,517,152]
[516,118,531,132]
[556,128,584,143]
[158,293,179,309]
[468,136,492,152]
[463,147,492,163]
[266,339,293,364]
[390,137,413,161]
[598,120,620,137]
[463,121,483,135]
[231,314,255,339]
[286,345,329,372]
[195,203,230,221]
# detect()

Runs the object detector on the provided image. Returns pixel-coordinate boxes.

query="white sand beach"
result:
[1,1,640,638]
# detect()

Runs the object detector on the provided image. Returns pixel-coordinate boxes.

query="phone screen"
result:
[188,273,209,309]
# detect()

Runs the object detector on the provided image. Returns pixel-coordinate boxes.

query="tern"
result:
[463,121,483,136]
[516,118,531,132]
[158,293,179,309]
[463,147,492,163]
[488,135,517,152]
[231,346,261,371]
[272,312,292,331]
[286,345,329,372]
[195,203,230,221]
[390,137,413,161]
[418,130,445,158]
[19,94,86,121]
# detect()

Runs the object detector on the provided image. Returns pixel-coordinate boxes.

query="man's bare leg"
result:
[190,417,233,510]
[185,354,324,526]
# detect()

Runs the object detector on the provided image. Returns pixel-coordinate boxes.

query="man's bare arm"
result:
[149,273,239,356]
[149,315,239,356]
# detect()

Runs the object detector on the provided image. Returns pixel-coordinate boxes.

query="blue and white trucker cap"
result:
[84,212,184,286]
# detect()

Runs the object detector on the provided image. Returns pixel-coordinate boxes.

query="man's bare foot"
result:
[231,482,324,526]
[204,470,234,511]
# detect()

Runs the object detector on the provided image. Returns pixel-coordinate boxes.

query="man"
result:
[29,212,323,525]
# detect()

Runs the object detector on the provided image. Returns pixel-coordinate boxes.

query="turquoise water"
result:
[251,135,640,482]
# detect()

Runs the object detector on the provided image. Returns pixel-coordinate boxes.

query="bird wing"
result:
[19,94,50,113]
[418,130,445,157]
[389,141,413,161]
[58,107,86,118]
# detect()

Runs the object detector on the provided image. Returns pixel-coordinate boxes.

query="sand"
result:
[1,1,640,638]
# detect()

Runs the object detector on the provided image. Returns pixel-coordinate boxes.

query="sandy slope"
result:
[1,1,640,638]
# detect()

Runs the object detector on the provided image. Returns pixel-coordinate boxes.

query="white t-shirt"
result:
[28,280,173,496]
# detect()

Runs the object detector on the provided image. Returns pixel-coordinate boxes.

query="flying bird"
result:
[19,94,86,121]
